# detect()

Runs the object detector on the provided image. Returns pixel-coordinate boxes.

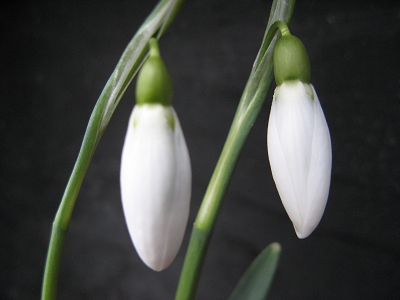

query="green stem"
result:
[41,0,185,299]
[41,226,67,300]
[175,1,296,299]
[194,18,287,227]
[175,68,271,300]
[41,91,106,300]
[175,227,210,299]
[255,20,290,70]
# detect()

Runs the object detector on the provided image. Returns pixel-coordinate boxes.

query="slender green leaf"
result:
[229,243,282,300]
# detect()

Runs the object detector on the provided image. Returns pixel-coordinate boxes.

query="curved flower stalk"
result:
[267,26,332,239]
[120,39,191,271]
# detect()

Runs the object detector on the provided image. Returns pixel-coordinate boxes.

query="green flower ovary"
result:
[136,39,173,106]
[273,35,311,86]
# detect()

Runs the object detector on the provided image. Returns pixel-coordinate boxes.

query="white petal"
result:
[267,81,331,238]
[120,104,191,271]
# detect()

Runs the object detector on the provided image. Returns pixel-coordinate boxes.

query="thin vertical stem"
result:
[175,1,296,299]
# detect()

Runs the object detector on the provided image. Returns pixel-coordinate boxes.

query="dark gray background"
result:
[1,0,400,299]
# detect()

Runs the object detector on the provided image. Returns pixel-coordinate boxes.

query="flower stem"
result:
[41,1,185,299]
[255,20,290,70]
[41,94,106,300]
[176,56,275,296]
[175,1,296,299]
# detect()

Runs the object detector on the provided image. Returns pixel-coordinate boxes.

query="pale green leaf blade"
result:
[229,243,281,300]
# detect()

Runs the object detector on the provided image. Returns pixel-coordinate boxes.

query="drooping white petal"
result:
[267,81,331,238]
[120,104,191,271]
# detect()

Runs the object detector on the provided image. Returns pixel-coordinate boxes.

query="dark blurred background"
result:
[1,0,400,299]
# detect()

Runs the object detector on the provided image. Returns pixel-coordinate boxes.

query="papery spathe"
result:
[267,80,332,238]
[120,104,191,271]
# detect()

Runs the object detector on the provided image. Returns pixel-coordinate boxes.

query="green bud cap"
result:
[136,38,172,106]
[273,35,311,85]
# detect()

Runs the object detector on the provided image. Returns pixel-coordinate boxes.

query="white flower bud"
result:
[267,80,332,238]
[120,104,191,270]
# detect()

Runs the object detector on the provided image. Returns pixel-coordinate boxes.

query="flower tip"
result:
[294,227,312,239]
[293,212,324,239]
[142,256,173,272]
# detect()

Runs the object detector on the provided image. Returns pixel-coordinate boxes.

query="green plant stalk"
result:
[175,1,296,299]
[41,0,185,299]
[175,64,273,300]
[41,86,107,300]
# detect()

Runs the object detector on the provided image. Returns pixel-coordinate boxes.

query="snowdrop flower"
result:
[267,33,332,238]
[120,39,191,271]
